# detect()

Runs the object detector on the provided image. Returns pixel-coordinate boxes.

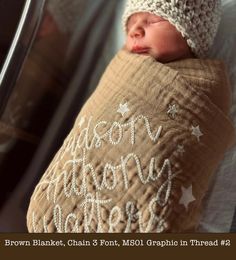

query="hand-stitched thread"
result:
[117,102,130,116]
[191,125,203,142]
[167,103,179,119]
[179,184,196,210]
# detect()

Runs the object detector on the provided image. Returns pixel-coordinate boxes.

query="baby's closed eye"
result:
[147,17,167,24]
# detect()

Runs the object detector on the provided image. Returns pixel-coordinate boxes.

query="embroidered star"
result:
[179,185,196,210]
[167,104,178,119]
[191,125,203,142]
[117,102,129,117]
[177,144,185,156]
[78,116,85,127]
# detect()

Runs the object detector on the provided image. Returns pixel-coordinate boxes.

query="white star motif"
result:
[117,102,129,117]
[78,116,85,127]
[167,104,178,119]
[179,185,196,210]
[177,144,185,156]
[191,125,203,142]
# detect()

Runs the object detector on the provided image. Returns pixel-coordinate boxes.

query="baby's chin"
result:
[146,49,194,63]
[123,46,192,63]
[140,50,172,63]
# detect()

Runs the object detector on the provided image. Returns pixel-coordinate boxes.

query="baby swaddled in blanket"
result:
[27,0,236,233]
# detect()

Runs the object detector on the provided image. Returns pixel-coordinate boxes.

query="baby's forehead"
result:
[128,12,160,20]
[127,12,165,26]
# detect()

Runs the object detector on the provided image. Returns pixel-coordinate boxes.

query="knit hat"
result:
[122,0,222,57]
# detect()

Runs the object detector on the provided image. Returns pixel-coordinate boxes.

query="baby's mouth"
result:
[131,46,150,55]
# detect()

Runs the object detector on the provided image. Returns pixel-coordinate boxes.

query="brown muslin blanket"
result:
[27,49,235,233]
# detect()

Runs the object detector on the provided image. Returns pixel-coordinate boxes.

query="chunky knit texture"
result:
[27,50,235,233]
[122,0,222,57]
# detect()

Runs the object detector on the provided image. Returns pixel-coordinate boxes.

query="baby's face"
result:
[125,12,193,63]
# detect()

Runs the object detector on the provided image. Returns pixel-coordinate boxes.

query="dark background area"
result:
[0,0,120,231]
[0,0,25,69]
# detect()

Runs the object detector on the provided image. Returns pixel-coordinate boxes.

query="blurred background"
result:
[0,0,236,233]
[0,0,125,231]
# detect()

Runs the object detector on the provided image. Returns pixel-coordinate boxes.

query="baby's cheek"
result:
[124,38,132,52]
[151,41,175,60]
[151,32,190,62]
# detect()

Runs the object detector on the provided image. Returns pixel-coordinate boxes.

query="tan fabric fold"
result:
[27,49,235,233]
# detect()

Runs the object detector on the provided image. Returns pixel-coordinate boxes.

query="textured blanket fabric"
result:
[27,49,235,233]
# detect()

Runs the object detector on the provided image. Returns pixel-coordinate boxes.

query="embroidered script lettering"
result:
[30,114,178,233]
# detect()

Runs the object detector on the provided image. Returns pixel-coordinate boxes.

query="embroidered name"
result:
[30,111,178,233]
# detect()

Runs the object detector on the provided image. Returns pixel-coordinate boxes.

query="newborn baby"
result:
[125,12,193,62]
[27,0,235,233]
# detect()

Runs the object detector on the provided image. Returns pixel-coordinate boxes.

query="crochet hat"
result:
[122,0,222,57]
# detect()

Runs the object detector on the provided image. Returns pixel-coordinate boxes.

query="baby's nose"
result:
[129,25,145,38]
